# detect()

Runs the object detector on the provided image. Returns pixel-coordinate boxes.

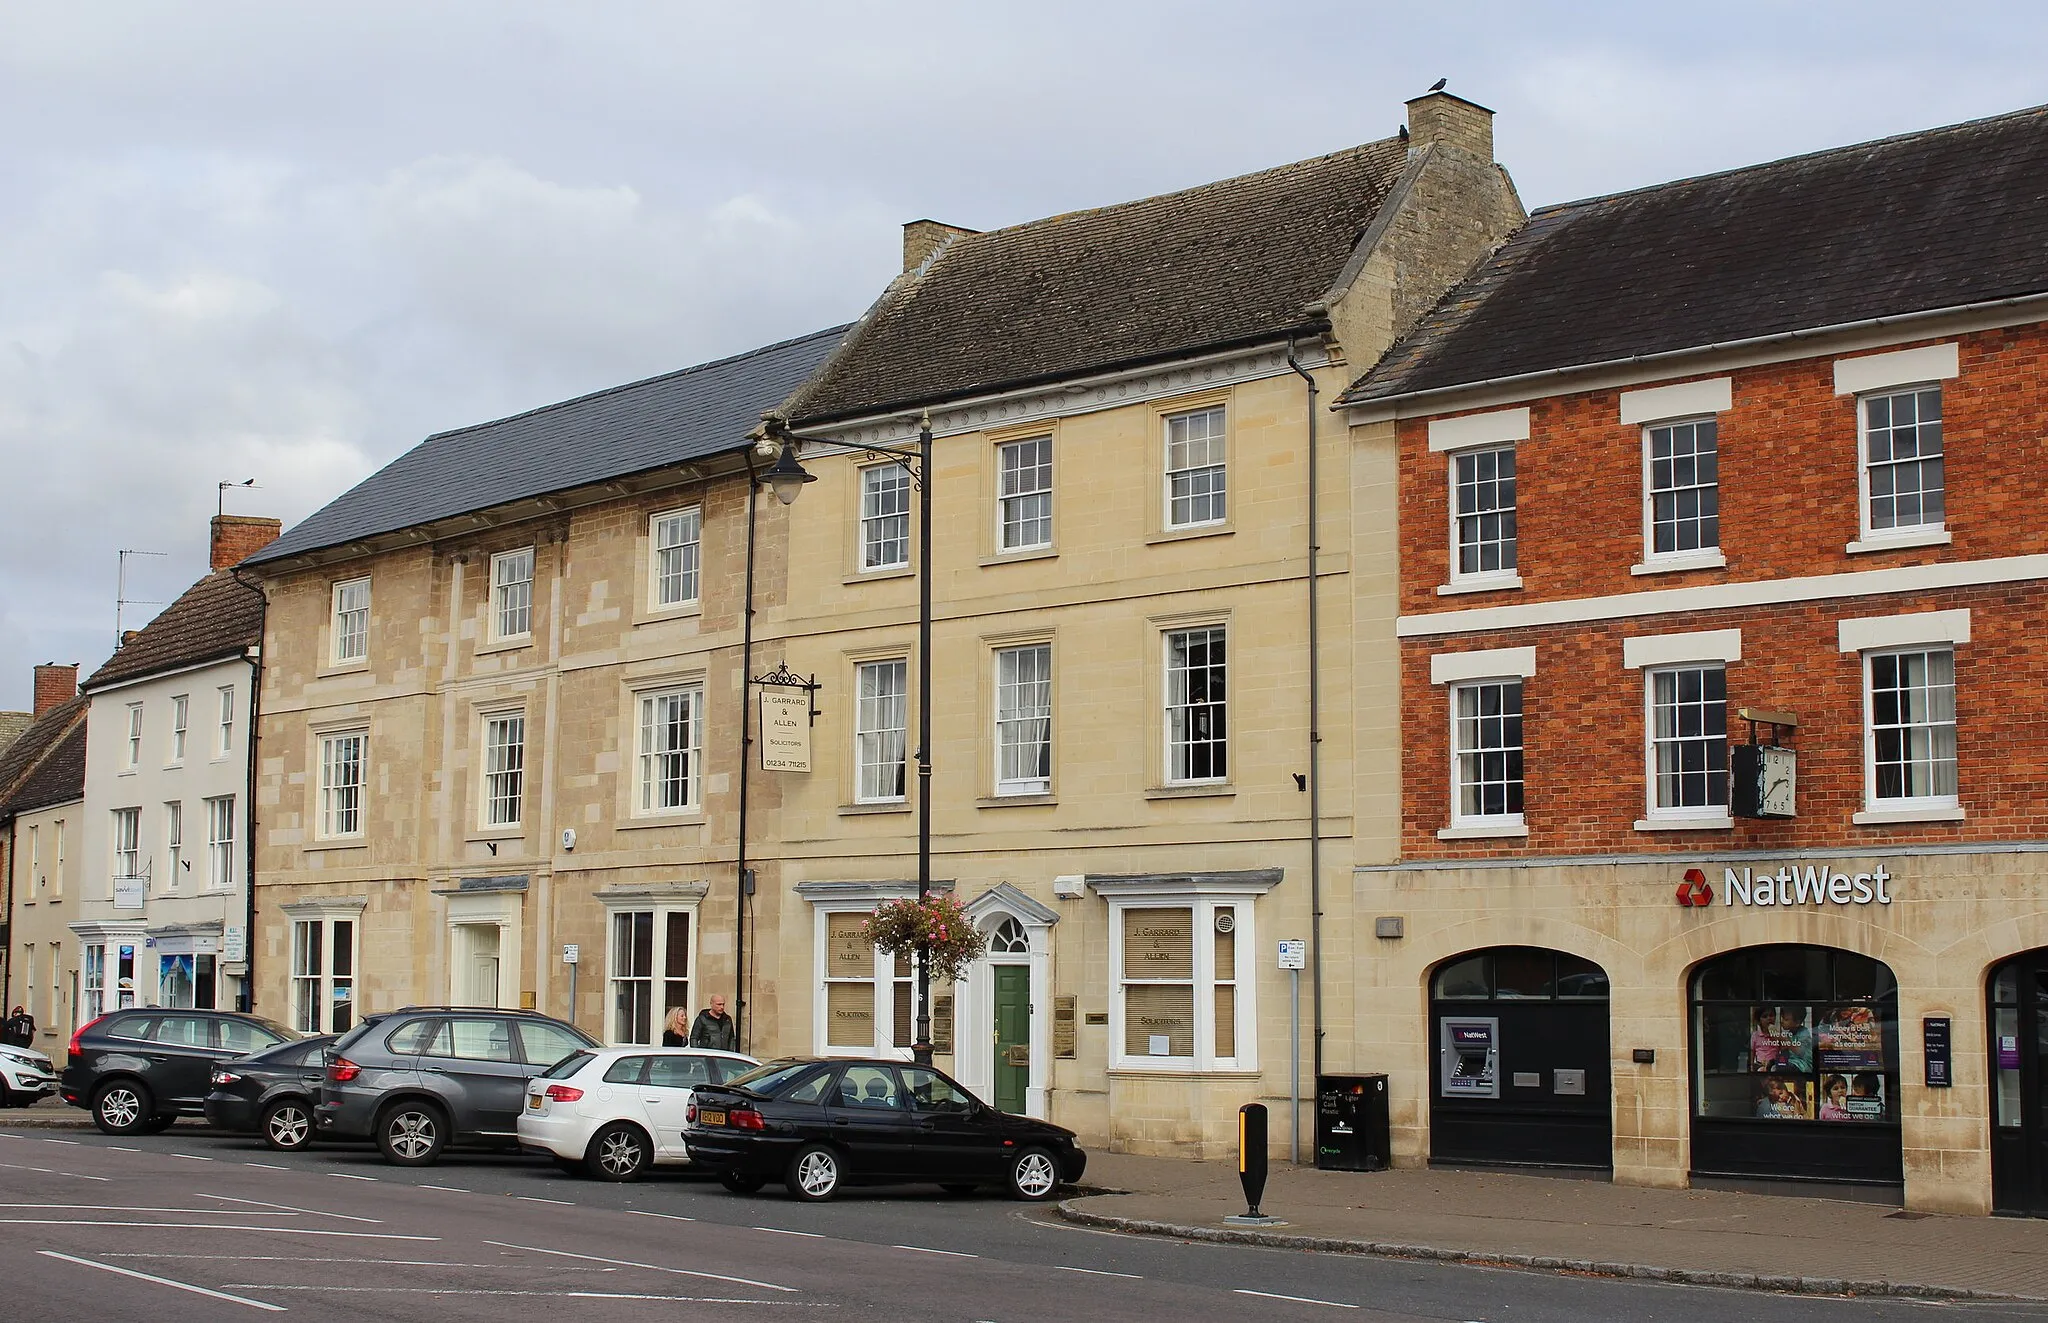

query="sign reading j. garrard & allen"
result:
[1719,863,1896,907]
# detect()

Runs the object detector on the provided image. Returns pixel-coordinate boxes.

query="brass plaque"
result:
[1053,995,1077,1059]
[1083,1011,1108,1026]
[1005,1044,1030,1068]
[932,993,954,1054]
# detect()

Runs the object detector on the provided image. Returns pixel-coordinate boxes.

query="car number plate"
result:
[527,1094,543,1110]
[698,1108,726,1126]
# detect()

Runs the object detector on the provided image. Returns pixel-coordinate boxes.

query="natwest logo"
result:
[1675,868,1714,907]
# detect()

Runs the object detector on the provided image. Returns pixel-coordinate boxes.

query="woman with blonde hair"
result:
[662,1007,690,1047]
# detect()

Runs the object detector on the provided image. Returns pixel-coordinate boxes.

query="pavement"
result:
[1061,1151,2048,1303]
[2,1095,90,1126]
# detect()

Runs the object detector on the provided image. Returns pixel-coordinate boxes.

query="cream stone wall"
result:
[1353,848,2048,1214]
[9,796,81,1056]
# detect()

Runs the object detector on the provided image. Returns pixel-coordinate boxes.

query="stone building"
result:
[1,664,90,1056]
[1337,105,2048,1214]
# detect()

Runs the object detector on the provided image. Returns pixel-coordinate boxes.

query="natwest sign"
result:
[1688,863,1896,908]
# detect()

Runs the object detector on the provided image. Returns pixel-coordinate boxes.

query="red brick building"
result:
[1339,106,2048,1214]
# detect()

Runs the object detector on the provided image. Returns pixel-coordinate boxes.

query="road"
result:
[3,1123,2044,1321]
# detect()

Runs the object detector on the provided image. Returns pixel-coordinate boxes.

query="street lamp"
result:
[759,413,938,1066]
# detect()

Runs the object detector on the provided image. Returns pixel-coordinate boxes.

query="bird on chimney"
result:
[1427,78,1447,92]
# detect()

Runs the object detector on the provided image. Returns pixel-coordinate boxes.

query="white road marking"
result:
[0,1219,434,1239]
[0,1205,294,1215]
[0,1164,112,1182]
[327,1172,377,1181]
[38,1250,285,1312]
[417,1184,468,1193]
[1056,1265,1142,1279]
[629,1209,694,1222]
[752,1226,824,1239]
[106,1255,507,1267]
[197,1194,383,1225]
[1236,1288,1359,1309]
[228,1285,803,1304]
[41,1138,79,1145]
[243,1163,289,1171]
[484,1240,797,1293]
[515,1195,573,1205]
[109,1146,140,1153]
[892,1244,976,1258]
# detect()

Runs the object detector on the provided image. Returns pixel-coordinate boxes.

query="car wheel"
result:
[261,1099,314,1152]
[717,1170,766,1195]
[92,1081,152,1135]
[940,1183,979,1196]
[786,1143,842,1201]
[376,1101,447,1166]
[1005,1146,1061,1202]
[586,1122,651,1182]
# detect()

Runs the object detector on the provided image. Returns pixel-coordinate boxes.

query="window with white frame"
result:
[1860,386,1943,537]
[860,464,912,571]
[1645,419,1719,558]
[24,825,37,899]
[818,910,916,1055]
[111,807,140,883]
[1111,898,1253,1069]
[318,731,367,838]
[164,802,182,888]
[636,687,703,814]
[1866,648,1957,807]
[994,644,1052,795]
[481,713,525,827]
[651,507,702,608]
[205,796,234,890]
[82,944,105,1024]
[1647,665,1727,814]
[46,942,60,1028]
[1165,627,1226,783]
[290,915,357,1034]
[855,660,908,802]
[52,821,63,897]
[217,686,235,755]
[124,703,143,769]
[997,435,1053,551]
[169,694,188,762]
[606,908,692,1045]
[1450,679,1524,826]
[492,547,535,640]
[1452,446,1517,579]
[333,578,370,663]
[1164,405,1227,528]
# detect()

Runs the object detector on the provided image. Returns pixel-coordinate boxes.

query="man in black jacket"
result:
[688,994,736,1051]
[2,1006,34,1048]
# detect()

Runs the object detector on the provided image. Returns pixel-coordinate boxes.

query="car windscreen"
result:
[723,1061,818,1097]
[540,1051,595,1081]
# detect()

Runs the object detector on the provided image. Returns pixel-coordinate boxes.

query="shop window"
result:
[816,909,918,1057]
[1691,945,1898,1124]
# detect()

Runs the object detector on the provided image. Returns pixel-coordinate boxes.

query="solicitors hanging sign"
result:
[1677,863,1896,909]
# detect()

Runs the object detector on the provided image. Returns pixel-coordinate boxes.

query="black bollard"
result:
[1238,1102,1269,1217]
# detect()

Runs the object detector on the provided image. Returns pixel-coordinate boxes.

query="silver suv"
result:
[315,1007,596,1165]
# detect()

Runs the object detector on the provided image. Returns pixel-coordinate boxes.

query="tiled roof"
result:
[82,571,263,692]
[0,695,87,819]
[248,326,851,566]
[5,722,85,815]
[788,139,1413,424]
[1340,105,2048,405]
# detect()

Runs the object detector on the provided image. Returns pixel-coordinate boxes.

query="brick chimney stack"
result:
[1405,90,1495,161]
[33,663,77,715]
[210,515,283,571]
[902,219,977,273]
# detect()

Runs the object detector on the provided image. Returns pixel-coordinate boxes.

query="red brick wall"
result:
[32,663,76,716]
[210,516,283,571]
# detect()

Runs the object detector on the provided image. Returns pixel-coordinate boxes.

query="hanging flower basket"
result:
[862,894,986,983]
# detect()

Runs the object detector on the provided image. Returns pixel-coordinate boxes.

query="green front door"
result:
[993,965,1030,1115]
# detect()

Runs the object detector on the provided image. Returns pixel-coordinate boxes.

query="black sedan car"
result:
[203,1034,335,1150]
[60,1009,297,1134]
[683,1057,1086,1202]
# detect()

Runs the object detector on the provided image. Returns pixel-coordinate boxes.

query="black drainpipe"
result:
[230,566,266,1015]
[1284,342,1325,1084]
[734,454,761,1054]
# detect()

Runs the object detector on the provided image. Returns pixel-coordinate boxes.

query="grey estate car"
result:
[315,1007,596,1165]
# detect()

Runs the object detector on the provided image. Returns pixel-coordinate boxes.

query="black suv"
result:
[60,1009,297,1134]
[316,1007,596,1165]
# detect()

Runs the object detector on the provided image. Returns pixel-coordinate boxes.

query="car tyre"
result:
[92,1080,152,1135]
[785,1143,842,1201]
[586,1122,651,1182]
[375,1100,447,1166]
[1005,1146,1062,1202]
[261,1098,314,1152]
[717,1170,766,1195]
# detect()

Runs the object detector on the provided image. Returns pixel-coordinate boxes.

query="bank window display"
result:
[1113,900,1251,1070]
[817,910,918,1056]
[1692,946,1898,1124]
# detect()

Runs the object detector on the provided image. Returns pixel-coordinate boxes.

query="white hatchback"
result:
[517,1046,758,1181]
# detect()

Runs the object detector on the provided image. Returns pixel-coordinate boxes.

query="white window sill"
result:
[1437,822,1528,840]
[636,601,702,627]
[1632,551,1726,576]
[1847,528,1952,554]
[618,812,706,831]
[1853,805,1965,825]
[1145,782,1235,801]
[979,792,1056,808]
[475,637,532,656]
[466,826,525,842]
[981,546,1057,567]
[1634,814,1734,832]
[302,837,368,852]
[1147,521,1233,546]
[1437,574,1523,596]
[845,564,914,585]
[320,660,371,678]
[1106,1064,1262,1077]
[839,800,911,816]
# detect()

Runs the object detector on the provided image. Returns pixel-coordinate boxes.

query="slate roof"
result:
[0,695,87,819]
[82,570,264,693]
[1340,105,2048,405]
[248,325,851,567]
[787,139,1413,424]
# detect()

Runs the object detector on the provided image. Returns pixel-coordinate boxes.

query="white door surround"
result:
[956,883,1058,1118]
[435,877,526,1010]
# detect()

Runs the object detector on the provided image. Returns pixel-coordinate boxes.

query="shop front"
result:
[1991,948,2048,1215]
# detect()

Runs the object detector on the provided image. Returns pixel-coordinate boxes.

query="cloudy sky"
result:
[1,1,2041,708]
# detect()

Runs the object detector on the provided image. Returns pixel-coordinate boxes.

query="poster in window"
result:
[1818,1071,1888,1122]
[1748,1005,1814,1073]
[1754,1076,1813,1119]
[1439,1017,1498,1098]
[1815,1006,1885,1071]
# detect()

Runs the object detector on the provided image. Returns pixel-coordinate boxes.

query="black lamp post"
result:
[761,414,937,1066]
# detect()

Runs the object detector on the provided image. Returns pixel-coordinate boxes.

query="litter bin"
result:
[1315,1073,1390,1171]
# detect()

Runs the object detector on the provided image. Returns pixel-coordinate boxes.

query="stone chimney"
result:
[33,663,77,715]
[210,514,282,571]
[1405,90,1495,161]
[902,219,977,273]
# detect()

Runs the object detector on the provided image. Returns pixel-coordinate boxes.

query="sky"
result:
[1,1,2042,709]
